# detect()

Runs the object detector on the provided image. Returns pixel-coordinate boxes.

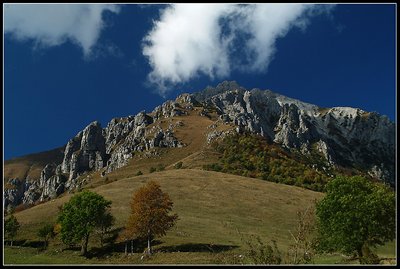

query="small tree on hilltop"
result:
[315,176,395,264]
[57,190,112,256]
[127,181,178,255]
[5,214,20,246]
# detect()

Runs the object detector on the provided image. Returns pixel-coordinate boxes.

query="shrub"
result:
[149,167,157,173]
[157,164,165,172]
[174,162,183,169]
[242,235,282,264]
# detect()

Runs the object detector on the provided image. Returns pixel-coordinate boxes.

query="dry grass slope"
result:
[12,169,323,253]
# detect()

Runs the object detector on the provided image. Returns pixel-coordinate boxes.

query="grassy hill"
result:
[4,169,396,264]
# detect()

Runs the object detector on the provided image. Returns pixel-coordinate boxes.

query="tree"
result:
[37,223,55,249]
[126,181,178,255]
[5,214,20,246]
[287,205,316,264]
[118,228,135,256]
[57,190,112,256]
[96,211,114,248]
[315,176,395,264]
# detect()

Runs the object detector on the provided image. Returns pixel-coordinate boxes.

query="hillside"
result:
[6,169,396,264]
[10,169,323,256]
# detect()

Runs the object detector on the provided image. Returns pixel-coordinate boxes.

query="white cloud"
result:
[142,3,334,95]
[142,4,234,96]
[4,4,120,57]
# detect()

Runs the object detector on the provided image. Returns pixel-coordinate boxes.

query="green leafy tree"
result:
[126,181,178,255]
[5,214,20,246]
[57,190,112,256]
[37,223,55,249]
[315,176,395,264]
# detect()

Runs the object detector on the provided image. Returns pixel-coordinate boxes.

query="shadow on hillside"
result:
[63,245,82,252]
[86,237,163,259]
[109,239,163,254]
[4,239,43,248]
[83,242,238,259]
[157,243,238,253]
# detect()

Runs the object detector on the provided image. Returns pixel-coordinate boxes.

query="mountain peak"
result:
[192,80,246,102]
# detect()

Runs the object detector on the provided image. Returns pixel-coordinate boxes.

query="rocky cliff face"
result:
[5,108,183,210]
[4,81,395,210]
[194,81,395,185]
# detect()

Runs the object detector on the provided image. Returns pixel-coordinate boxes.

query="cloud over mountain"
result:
[4,4,120,56]
[142,4,334,96]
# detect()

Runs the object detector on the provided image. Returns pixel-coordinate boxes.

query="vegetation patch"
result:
[204,133,332,191]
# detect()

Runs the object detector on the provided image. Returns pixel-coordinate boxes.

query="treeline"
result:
[204,133,332,191]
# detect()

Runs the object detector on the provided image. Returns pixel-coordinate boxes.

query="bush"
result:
[286,206,316,264]
[149,167,156,173]
[136,171,143,176]
[174,162,183,169]
[157,164,165,171]
[242,235,282,264]
[213,163,223,172]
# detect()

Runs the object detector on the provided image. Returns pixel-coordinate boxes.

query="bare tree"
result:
[286,204,316,264]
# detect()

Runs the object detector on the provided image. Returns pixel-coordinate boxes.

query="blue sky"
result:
[4,4,396,160]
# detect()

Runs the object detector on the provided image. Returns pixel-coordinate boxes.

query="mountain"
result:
[4,81,395,211]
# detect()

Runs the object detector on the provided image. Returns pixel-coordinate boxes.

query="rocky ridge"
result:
[201,82,394,183]
[4,108,184,210]
[4,81,395,211]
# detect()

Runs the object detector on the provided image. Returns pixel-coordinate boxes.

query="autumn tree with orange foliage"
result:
[126,181,178,255]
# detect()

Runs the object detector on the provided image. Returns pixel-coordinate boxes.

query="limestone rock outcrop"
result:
[190,82,395,185]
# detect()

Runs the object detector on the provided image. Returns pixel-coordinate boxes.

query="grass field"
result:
[4,169,396,265]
